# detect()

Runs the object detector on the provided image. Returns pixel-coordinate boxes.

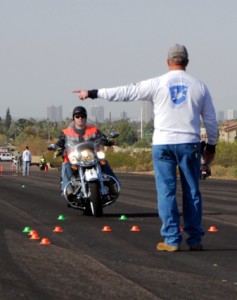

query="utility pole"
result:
[140,105,143,139]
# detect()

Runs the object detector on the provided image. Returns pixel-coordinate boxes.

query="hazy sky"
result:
[1,0,237,120]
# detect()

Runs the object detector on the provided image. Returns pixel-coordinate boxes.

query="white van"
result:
[0,153,14,161]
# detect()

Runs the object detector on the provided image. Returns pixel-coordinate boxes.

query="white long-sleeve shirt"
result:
[97,70,218,145]
[22,149,32,162]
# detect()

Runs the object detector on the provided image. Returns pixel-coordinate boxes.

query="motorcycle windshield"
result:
[75,141,95,153]
[66,141,96,166]
[65,140,94,151]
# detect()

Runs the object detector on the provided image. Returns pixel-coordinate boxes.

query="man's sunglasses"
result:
[74,115,86,119]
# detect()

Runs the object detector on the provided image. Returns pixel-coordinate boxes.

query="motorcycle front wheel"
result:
[88,182,103,217]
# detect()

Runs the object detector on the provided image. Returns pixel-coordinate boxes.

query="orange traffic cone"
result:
[208,226,218,232]
[30,233,40,240]
[28,229,38,236]
[130,225,140,232]
[40,238,51,245]
[101,225,112,232]
[53,226,63,233]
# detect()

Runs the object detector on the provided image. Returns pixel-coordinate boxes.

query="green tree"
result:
[143,120,153,136]
[5,108,12,130]
[0,117,4,134]
[18,118,33,130]
[7,121,22,140]
[112,120,138,146]
[0,134,7,145]
[97,120,114,137]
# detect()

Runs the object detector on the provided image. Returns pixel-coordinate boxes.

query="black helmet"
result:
[72,106,87,118]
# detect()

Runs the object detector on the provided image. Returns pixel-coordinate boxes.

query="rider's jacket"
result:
[40,157,46,163]
[56,123,103,163]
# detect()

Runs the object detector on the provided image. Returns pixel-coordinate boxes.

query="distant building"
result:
[219,121,237,143]
[90,105,104,122]
[217,110,225,122]
[47,105,63,122]
[227,109,237,120]
[141,101,153,123]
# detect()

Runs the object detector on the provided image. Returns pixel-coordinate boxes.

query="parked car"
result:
[0,153,14,161]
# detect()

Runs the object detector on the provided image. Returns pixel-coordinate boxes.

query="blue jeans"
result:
[152,143,204,246]
[23,161,31,175]
[61,163,73,192]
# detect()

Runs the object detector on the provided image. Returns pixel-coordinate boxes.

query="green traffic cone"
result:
[22,226,31,233]
[57,215,65,220]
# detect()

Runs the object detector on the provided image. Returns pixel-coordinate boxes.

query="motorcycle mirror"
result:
[110,132,119,138]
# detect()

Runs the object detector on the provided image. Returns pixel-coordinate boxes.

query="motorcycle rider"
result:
[15,152,22,165]
[39,155,48,170]
[40,156,46,164]
[54,106,119,201]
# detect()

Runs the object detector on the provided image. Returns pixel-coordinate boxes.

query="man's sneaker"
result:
[157,242,180,252]
[189,244,203,251]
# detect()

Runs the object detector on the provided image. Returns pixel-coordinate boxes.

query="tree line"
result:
[1,108,237,177]
[0,108,153,155]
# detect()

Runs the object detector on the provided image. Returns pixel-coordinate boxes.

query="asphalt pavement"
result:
[0,161,236,300]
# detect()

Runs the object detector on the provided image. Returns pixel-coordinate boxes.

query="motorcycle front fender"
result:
[84,168,98,181]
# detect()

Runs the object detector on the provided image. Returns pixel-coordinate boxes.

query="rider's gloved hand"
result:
[54,149,63,158]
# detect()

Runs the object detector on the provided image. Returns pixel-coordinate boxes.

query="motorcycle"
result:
[38,156,48,171]
[200,141,211,180]
[200,161,211,180]
[47,132,120,217]
[30,156,48,171]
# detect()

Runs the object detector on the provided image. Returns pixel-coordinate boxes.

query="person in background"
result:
[15,152,22,166]
[22,146,32,176]
[12,152,22,174]
[76,44,218,252]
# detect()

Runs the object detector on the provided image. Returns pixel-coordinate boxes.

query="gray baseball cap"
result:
[168,44,188,62]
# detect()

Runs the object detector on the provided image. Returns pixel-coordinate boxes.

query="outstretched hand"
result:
[72,90,89,100]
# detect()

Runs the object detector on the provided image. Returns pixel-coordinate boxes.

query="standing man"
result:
[76,44,218,252]
[22,146,32,176]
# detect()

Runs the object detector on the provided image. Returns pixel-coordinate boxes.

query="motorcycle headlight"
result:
[68,150,79,165]
[97,150,105,159]
[80,150,95,165]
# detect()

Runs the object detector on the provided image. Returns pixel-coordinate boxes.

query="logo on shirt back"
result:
[169,85,188,105]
